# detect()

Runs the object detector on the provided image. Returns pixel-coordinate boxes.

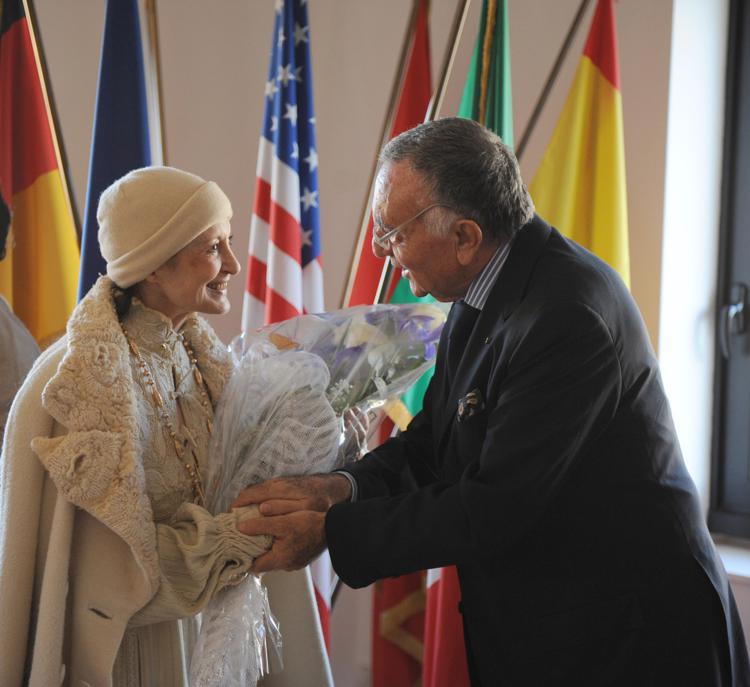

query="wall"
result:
[34,0,670,350]
[658,0,750,658]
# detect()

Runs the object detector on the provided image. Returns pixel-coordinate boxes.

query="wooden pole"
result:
[340,0,424,308]
[23,0,82,242]
[375,0,473,304]
[425,0,473,122]
[515,0,592,161]
[332,0,472,611]
[143,0,167,164]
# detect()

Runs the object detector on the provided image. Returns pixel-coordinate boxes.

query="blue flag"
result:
[77,0,151,300]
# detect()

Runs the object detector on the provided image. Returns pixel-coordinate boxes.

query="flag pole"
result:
[143,0,167,164]
[23,0,82,242]
[375,0,473,304]
[340,0,425,308]
[424,0,473,122]
[515,0,592,161]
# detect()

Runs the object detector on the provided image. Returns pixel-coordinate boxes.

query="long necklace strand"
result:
[121,324,209,506]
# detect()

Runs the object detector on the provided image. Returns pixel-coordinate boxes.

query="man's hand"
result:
[238,510,326,573]
[231,473,352,516]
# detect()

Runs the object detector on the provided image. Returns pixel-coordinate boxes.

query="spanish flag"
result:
[0,0,79,346]
[530,0,630,285]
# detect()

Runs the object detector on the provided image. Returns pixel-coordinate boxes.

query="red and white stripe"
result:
[242,136,324,331]
[242,134,332,644]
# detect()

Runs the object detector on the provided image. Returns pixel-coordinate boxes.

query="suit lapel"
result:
[436,215,553,449]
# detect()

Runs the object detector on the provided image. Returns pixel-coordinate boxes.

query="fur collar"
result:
[30,276,232,593]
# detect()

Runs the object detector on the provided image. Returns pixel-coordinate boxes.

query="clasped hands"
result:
[231,473,351,573]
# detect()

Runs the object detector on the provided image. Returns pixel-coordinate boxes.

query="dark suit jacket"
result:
[326,216,750,686]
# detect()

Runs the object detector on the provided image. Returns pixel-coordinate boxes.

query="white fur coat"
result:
[0,277,332,686]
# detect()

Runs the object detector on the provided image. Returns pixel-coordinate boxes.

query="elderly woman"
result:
[0,167,331,686]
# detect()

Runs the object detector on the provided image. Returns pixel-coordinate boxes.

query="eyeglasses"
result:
[372,203,454,249]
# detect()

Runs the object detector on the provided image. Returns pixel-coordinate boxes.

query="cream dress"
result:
[111,299,262,687]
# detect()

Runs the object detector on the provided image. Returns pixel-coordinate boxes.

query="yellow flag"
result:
[530,0,629,286]
[0,1,80,346]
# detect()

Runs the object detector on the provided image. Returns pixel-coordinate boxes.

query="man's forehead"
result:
[374,161,431,215]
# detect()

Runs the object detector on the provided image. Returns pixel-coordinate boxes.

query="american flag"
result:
[242,0,324,330]
[242,0,334,649]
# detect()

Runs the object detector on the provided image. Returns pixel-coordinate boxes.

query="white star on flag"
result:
[301,187,318,211]
[294,22,309,46]
[243,0,329,645]
[283,103,298,126]
[278,64,295,87]
[304,147,318,171]
[264,79,278,99]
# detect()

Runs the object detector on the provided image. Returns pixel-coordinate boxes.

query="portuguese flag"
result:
[0,0,79,345]
[343,0,433,309]
[422,2,512,686]
[530,0,630,285]
[370,2,432,687]
[457,0,513,140]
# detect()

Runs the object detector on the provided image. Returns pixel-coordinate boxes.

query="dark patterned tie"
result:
[447,300,481,382]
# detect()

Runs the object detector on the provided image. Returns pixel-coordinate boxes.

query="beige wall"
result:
[34,0,671,350]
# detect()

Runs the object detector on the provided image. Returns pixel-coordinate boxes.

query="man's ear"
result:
[454,219,484,267]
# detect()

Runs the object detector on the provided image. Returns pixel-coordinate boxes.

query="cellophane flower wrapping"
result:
[189,303,446,687]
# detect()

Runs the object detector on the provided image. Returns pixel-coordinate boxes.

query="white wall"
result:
[658,0,750,657]
[659,0,727,517]
[34,0,670,349]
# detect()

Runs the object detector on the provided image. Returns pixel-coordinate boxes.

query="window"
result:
[710,0,750,540]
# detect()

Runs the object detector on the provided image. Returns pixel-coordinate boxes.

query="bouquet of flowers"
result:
[189,302,446,687]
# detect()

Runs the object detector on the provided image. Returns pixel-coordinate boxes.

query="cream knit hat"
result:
[97,166,233,288]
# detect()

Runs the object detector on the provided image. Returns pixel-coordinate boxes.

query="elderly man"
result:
[237,118,749,685]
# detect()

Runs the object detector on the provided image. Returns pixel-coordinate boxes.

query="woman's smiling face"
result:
[140,221,241,327]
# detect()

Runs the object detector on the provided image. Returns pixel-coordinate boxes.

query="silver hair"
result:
[379,117,535,243]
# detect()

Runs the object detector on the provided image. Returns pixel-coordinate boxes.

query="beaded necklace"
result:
[121,322,211,506]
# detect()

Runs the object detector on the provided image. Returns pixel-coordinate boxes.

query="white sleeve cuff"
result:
[332,469,358,502]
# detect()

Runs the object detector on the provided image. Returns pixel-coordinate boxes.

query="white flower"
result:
[343,319,388,348]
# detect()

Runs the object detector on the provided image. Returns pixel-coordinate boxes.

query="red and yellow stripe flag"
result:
[0,0,79,345]
[529,0,629,285]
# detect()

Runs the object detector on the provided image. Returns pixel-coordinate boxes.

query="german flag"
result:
[530,0,630,286]
[0,0,79,346]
